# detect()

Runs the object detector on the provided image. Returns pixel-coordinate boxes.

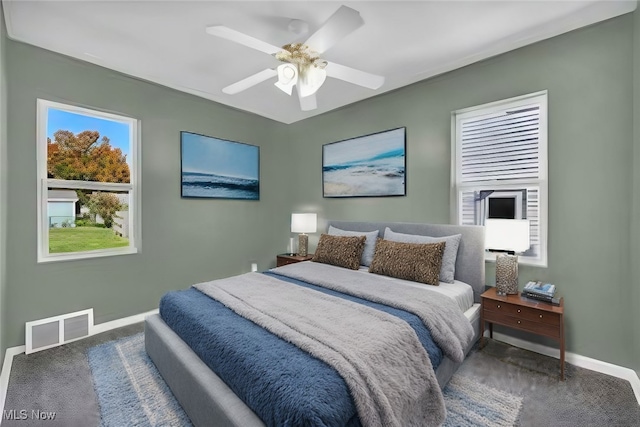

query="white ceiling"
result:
[2,1,636,124]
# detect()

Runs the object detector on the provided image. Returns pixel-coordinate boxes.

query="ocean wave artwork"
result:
[323,128,406,197]
[181,132,259,200]
[182,172,259,199]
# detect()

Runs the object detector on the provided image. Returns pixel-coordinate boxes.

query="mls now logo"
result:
[3,409,56,420]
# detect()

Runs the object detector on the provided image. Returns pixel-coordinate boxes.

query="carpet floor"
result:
[3,323,639,426]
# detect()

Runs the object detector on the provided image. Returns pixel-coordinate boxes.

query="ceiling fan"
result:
[206,5,385,111]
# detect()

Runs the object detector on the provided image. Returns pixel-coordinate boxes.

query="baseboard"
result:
[0,345,26,421]
[91,308,158,335]
[488,331,640,406]
[0,308,158,421]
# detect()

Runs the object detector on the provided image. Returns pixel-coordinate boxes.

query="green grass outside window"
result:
[49,227,129,253]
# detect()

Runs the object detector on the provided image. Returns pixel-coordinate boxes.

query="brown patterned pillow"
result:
[369,238,445,286]
[312,234,366,270]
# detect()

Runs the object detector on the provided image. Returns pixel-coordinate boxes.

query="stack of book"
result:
[522,281,560,305]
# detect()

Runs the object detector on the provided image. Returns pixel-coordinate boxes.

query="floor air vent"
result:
[26,309,93,354]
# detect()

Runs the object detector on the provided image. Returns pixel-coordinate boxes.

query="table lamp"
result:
[485,219,530,295]
[291,213,317,257]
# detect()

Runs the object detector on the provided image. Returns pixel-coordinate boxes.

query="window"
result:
[37,100,140,262]
[452,91,547,266]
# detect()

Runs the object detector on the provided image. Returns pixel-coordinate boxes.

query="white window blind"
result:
[459,106,540,183]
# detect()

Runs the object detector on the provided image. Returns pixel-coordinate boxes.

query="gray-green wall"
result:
[1,11,639,375]
[4,41,289,349]
[633,6,640,377]
[0,5,7,366]
[288,15,638,371]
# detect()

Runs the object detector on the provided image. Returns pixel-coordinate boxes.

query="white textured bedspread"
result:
[195,271,447,427]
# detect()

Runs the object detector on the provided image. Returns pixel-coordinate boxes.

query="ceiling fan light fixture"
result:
[275,63,299,96]
[275,43,325,69]
[207,5,384,112]
[298,66,327,98]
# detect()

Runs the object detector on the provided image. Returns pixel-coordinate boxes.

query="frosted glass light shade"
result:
[291,213,317,233]
[485,219,530,253]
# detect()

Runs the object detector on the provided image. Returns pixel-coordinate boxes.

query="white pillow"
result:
[328,226,379,267]
[383,227,462,284]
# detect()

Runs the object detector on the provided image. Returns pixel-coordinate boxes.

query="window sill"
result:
[484,251,547,268]
[38,247,138,263]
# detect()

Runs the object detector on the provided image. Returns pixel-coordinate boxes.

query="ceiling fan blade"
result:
[298,91,317,111]
[325,62,385,90]
[206,25,282,55]
[222,69,278,95]
[304,6,364,54]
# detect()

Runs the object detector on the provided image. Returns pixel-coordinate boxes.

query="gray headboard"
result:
[328,221,486,303]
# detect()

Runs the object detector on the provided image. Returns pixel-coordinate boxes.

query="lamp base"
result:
[496,253,519,295]
[297,234,309,257]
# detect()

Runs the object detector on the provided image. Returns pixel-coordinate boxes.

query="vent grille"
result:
[26,309,93,354]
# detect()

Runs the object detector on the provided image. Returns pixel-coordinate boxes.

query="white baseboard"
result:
[0,308,158,423]
[0,345,25,421]
[488,331,640,406]
[91,308,158,335]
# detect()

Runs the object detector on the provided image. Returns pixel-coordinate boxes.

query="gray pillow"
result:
[328,226,379,267]
[383,227,462,283]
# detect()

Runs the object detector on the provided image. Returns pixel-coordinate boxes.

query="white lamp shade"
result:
[485,219,530,253]
[291,213,317,233]
[274,64,298,96]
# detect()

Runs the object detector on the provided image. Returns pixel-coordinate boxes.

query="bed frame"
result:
[145,221,485,427]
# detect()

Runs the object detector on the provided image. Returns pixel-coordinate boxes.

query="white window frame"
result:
[36,99,141,263]
[451,91,548,267]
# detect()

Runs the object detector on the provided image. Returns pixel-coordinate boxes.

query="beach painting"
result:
[323,127,406,198]
[181,132,259,200]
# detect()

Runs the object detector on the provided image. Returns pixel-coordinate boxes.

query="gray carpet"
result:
[468,340,640,426]
[2,325,639,426]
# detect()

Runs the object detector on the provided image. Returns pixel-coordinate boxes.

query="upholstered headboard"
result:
[327,221,486,303]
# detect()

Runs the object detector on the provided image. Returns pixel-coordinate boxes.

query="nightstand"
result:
[276,253,314,267]
[480,287,565,380]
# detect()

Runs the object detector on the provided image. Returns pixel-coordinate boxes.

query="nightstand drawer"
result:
[276,254,314,267]
[483,300,560,326]
[277,258,298,267]
[482,310,561,339]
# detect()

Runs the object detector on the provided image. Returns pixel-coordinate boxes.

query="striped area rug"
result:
[88,333,192,427]
[443,374,523,426]
[88,333,522,426]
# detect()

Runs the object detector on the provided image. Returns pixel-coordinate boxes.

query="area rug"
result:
[87,333,193,427]
[88,333,523,427]
[442,374,523,426]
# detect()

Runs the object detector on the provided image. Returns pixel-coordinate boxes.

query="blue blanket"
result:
[159,273,443,427]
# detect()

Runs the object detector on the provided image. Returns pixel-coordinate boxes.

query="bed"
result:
[145,221,485,427]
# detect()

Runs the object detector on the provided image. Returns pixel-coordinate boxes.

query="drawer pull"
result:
[517,309,521,313]
[497,304,501,308]
[539,314,543,319]
[517,320,521,324]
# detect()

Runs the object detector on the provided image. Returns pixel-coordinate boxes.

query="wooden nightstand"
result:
[480,287,565,380]
[276,254,314,267]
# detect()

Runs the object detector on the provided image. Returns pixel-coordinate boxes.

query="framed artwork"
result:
[322,127,406,198]
[181,131,259,200]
